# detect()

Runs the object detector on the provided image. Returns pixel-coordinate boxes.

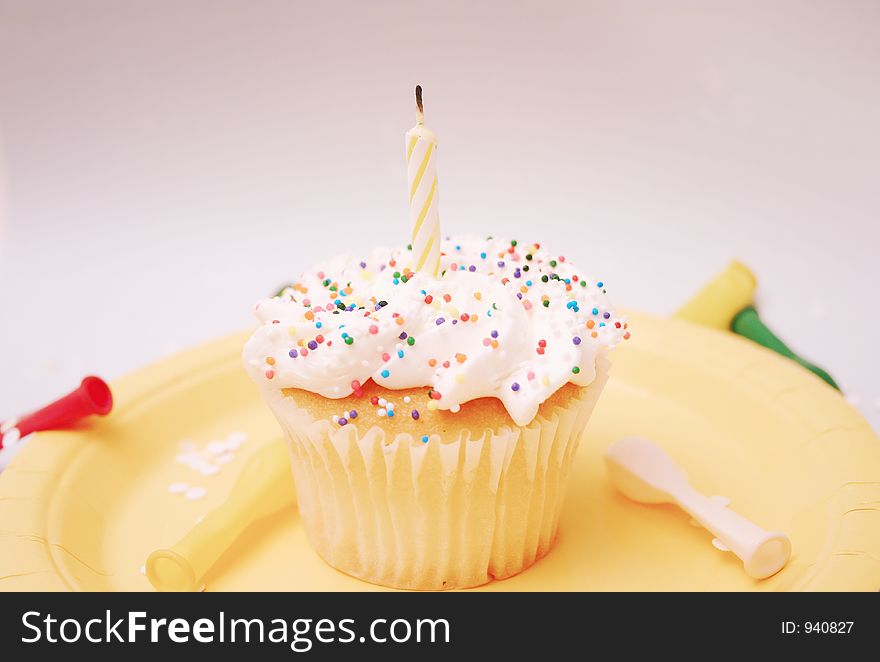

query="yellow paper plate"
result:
[2,311,879,592]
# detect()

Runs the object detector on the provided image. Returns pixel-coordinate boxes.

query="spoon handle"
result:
[674,486,791,579]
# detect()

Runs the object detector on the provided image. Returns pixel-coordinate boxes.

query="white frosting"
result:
[243,235,628,426]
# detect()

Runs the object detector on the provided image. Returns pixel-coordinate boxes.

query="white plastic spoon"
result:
[604,437,791,579]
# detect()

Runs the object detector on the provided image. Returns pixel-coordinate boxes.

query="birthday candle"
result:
[405,85,441,276]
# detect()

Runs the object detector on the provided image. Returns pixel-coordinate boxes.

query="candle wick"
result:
[415,85,424,124]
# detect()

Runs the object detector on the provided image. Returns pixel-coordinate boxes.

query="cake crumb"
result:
[185,486,207,500]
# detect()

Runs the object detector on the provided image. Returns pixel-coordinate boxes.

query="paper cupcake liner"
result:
[262,356,610,590]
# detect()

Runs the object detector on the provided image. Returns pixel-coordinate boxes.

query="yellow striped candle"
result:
[406,85,441,276]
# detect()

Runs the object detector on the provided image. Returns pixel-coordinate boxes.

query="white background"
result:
[1,1,878,431]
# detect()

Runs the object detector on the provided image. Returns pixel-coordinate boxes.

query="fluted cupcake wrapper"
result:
[261,357,610,590]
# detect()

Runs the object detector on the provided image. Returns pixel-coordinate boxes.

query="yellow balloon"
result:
[146,440,294,592]
[674,260,756,330]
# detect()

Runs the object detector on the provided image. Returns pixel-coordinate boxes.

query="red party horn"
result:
[0,376,113,450]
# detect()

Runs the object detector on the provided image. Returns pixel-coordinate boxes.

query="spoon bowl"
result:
[604,436,687,504]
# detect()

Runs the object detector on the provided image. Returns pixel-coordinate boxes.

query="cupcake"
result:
[243,235,628,589]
